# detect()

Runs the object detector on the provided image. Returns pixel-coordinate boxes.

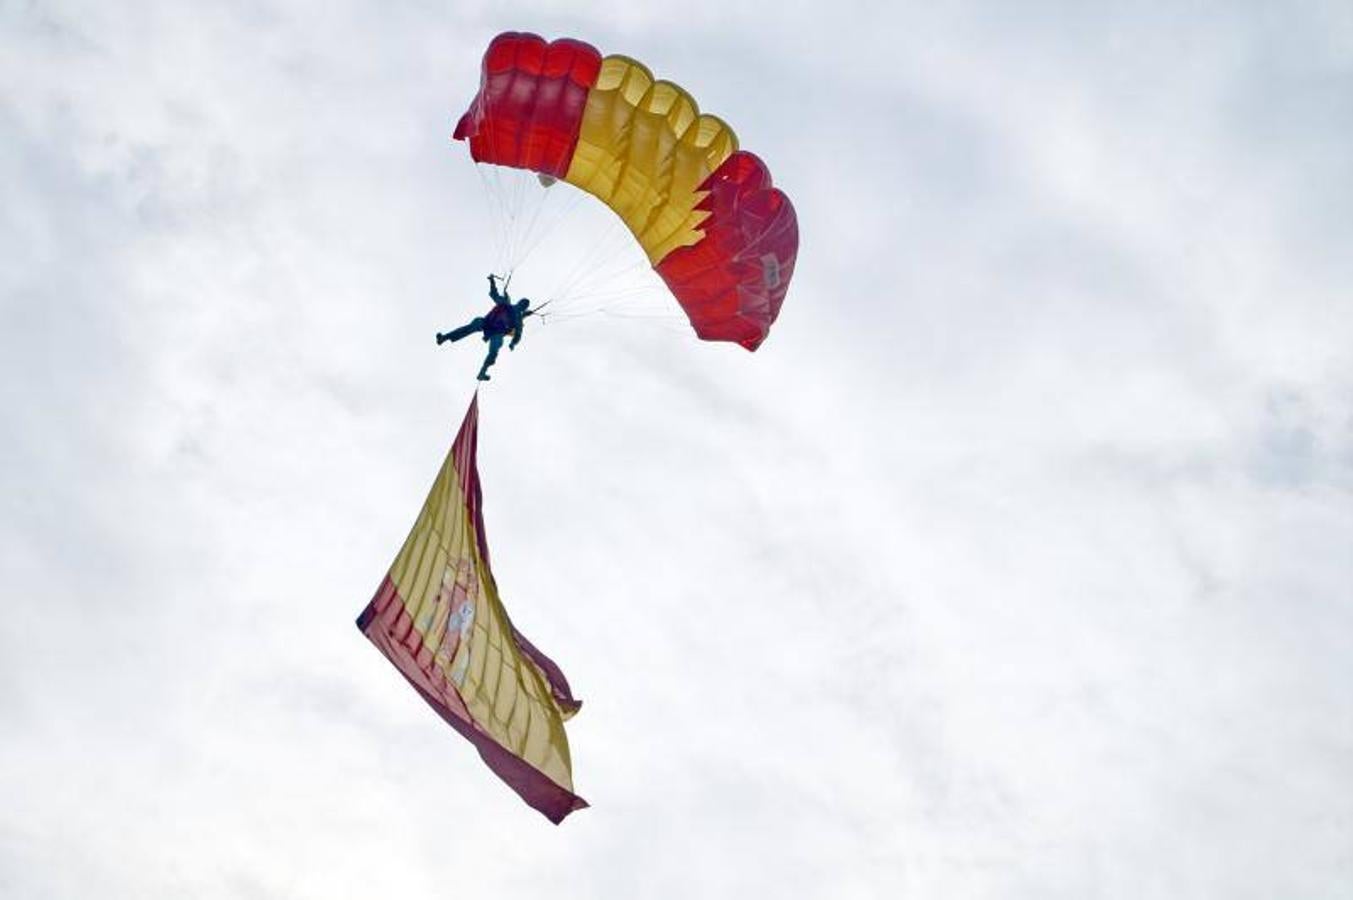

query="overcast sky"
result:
[3,1,1351,897]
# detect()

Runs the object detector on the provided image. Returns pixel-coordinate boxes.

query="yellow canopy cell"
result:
[564,55,738,263]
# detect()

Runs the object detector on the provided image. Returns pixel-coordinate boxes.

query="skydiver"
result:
[436,274,536,381]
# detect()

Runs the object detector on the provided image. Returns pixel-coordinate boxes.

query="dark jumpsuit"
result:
[437,276,532,380]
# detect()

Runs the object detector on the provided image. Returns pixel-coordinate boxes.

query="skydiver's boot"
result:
[477,335,502,381]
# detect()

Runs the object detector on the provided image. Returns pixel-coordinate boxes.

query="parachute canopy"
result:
[453,32,799,351]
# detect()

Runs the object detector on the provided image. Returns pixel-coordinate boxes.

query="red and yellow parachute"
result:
[453,32,799,350]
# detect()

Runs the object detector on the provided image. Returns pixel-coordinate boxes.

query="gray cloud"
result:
[2,1,1350,897]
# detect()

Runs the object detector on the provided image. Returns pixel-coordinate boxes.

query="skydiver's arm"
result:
[509,319,525,349]
[487,274,509,305]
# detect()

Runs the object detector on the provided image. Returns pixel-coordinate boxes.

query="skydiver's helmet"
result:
[515,298,531,314]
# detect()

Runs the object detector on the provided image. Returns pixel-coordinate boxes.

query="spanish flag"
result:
[356,394,586,823]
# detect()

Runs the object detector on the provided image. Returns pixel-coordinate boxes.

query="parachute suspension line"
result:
[542,239,619,307]
[472,103,513,276]
[502,172,546,271]
[492,167,516,273]
[506,178,546,267]
[563,287,682,323]
[543,207,685,321]
[472,168,679,335]
[475,166,590,277]
[545,215,640,304]
[464,123,676,333]
[599,309,689,332]
[477,166,522,276]
[498,169,518,267]
[504,167,534,266]
[473,163,512,276]
[509,182,589,271]
[536,306,689,339]
[480,115,520,276]
[554,246,664,313]
[569,256,652,294]
[536,223,608,302]
[564,278,665,305]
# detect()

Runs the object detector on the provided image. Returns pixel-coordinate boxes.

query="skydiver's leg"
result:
[477,334,503,381]
[437,318,485,345]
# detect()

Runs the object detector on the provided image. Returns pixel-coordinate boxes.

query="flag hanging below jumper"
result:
[355,393,586,823]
